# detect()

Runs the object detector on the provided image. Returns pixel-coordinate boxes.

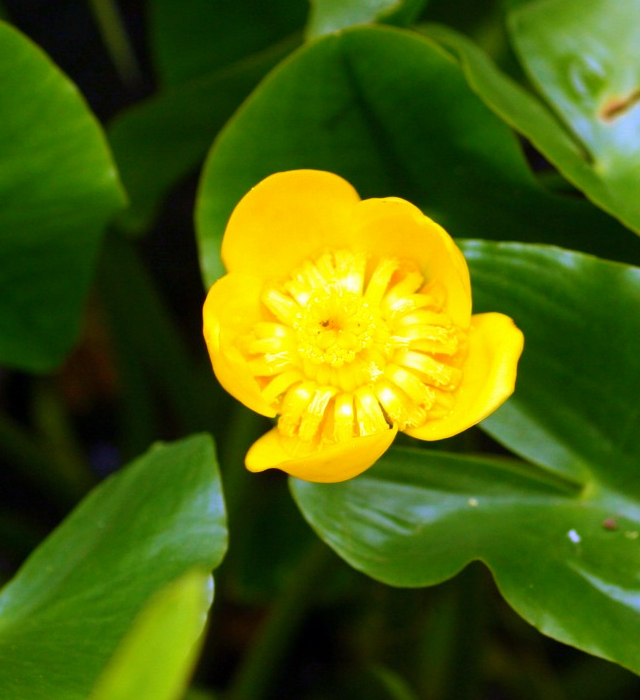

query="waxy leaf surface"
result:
[293,242,640,673]
[0,434,226,700]
[432,0,640,234]
[197,25,635,288]
[0,22,125,371]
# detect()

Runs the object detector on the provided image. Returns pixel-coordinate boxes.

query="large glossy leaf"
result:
[418,24,616,211]
[89,571,212,700]
[109,38,297,233]
[196,25,636,288]
[506,0,640,232]
[0,434,226,700]
[421,22,640,241]
[463,241,640,495]
[148,0,307,86]
[0,21,125,371]
[292,241,640,673]
[291,447,640,674]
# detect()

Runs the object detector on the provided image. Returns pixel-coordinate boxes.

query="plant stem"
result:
[87,0,142,87]
[225,540,333,700]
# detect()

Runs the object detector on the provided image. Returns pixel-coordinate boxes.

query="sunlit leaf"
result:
[89,571,213,700]
[0,434,226,700]
[292,241,640,674]
[507,0,640,233]
[0,21,125,371]
[196,25,637,288]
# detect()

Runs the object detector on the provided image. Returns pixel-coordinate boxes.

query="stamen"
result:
[261,371,303,405]
[239,248,466,449]
[375,379,426,430]
[395,349,462,390]
[247,353,295,377]
[354,386,390,435]
[298,386,338,442]
[364,257,400,305]
[279,382,316,437]
[384,364,436,409]
[262,288,300,325]
[333,393,356,443]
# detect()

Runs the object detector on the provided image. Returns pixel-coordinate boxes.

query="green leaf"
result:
[148,0,308,86]
[292,241,640,673]
[306,0,429,39]
[0,434,226,700]
[89,570,213,700]
[421,22,640,240]
[507,0,640,232]
[0,21,125,372]
[196,25,638,288]
[292,447,640,674]
[109,38,298,233]
[463,241,640,495]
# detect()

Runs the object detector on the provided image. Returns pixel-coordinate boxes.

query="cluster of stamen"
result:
[239,249,466,448]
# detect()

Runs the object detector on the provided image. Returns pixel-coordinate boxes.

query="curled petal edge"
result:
[406,312,524,441]
[246,425,399,483]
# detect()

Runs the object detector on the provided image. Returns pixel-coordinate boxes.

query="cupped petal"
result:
[348,197,472,327]
[245,425,398,483]
[203,272,276,417]
[222,170,361,280]
[406,313,524,441]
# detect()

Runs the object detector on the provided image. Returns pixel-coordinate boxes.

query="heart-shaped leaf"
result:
[292,241,640,673]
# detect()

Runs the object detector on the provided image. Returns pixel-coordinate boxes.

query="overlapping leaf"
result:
[0,21,125,371]
[89,571,212,700]
[0,434,226,700]
[422,0,640,235]
[196,25,638,288]
[292,242,640,673]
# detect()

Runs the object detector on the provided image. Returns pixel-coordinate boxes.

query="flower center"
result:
[239,249,466,448]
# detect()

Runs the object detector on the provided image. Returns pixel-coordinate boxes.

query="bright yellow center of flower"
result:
[239,249,466,449]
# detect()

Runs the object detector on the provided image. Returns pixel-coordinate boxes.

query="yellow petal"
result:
[406,313,524,441]
[245,426,398,483]
[221,170,361,280]
[203,273,276,417]
[349,197,472,327]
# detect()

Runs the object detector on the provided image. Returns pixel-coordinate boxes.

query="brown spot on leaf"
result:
[602,517,618,531]
[599,89,640,122]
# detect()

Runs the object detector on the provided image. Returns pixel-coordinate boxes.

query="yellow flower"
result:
[203,170,524,483]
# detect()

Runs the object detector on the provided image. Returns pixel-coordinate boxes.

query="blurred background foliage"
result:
[1,1,640,699]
